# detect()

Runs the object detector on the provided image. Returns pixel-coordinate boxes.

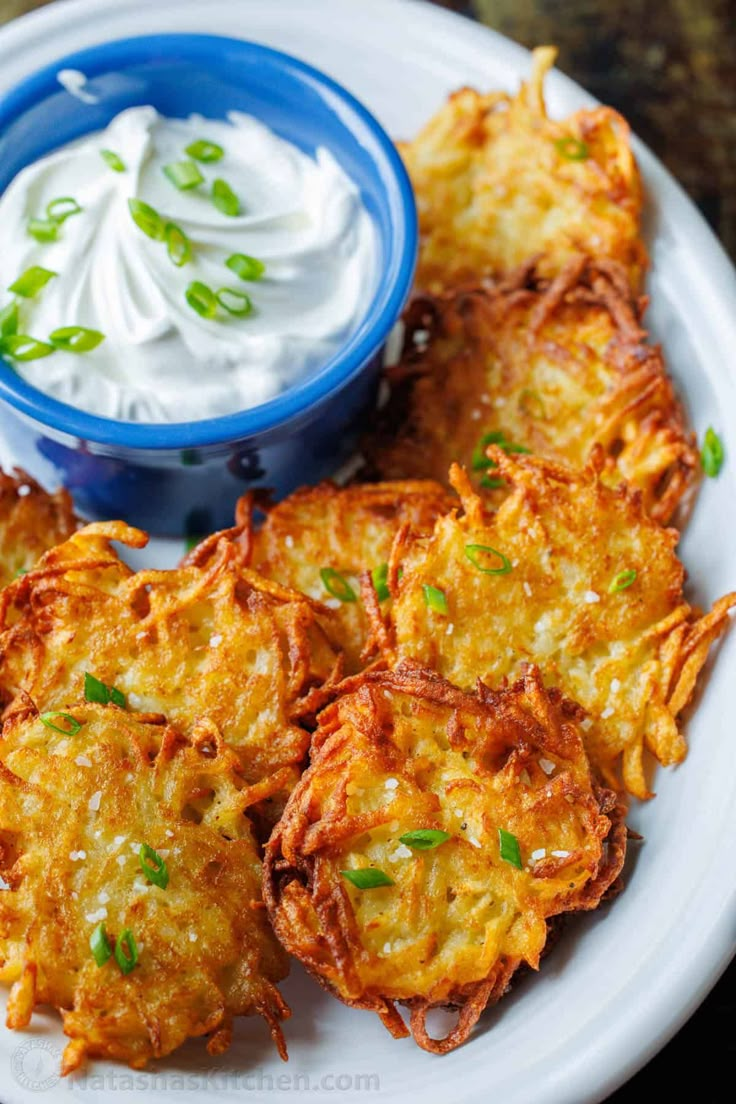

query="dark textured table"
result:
[1,1,734,1101]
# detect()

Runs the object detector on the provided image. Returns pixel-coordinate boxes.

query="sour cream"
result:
[0,106,378,423]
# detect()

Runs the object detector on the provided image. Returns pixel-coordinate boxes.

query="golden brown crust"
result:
[372,454,735,799]
[264,664,627,1054]
[402,46,646,292]
[0,522,339,812]
[0,468,77,589]
[363,257,698,526]
[247,480,456,673]
[0,702,289,1072]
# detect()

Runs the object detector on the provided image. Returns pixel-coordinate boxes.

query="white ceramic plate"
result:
[0,2,735,1102]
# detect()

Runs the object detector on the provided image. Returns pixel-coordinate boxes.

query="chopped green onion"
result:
[84,672,126,709]
[519,388,546,419]
[28,218,59,243]
[139,843,169,889]
[479,473,506,490]
[185,534,202,552]
[163,160,204,191]
[114,928,138,975]
[464,543,512,575]
[8,266,57,299]
[216,287,252,317]
[608,569,637,594]
[226,253,265,282]
[46,196,82,224]
[128,198,164,241]
[399,829,451,851]
[422,583,448,615]
[100,149,126,172]
[39,711,82,736]
[320,567,357,603]
[165,222,192,268]
[341,868,394,889]
[90,923,112,967]
[0,334,55,362]
[472,430,530,472]
[498,827,522,869]
[185,139,225,163]
[701,427,724,478]
[49,326,105,354]
[372,562,391,602]
[554,136,589,161]
[211,178,240,217]
[0,303,19,338]
[185,281,217,319]
[15,568,28,578]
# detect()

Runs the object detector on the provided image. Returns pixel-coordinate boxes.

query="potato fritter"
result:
[248,481,456,672]
[265,664,626,1054]
[402,46,646,292]
[364,257,698,525]
[0,521,339,807]
[0,468,76,589]
[0,701,289,1072]
[374,455,735,799]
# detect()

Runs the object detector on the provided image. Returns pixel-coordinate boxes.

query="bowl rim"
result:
[0,31,417,450]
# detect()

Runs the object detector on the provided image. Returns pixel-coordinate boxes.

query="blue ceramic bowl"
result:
[0,34,417,536]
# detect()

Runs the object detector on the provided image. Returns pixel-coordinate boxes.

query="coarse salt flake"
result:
[539,758,556,776]
[389,844,413,861]
[551,850,570,858]
[384,778,399,790]
[468,836,481,849]
[75,754,92,767]
[583,590,600,604]
[324,598,341,610]
[88,790,102,812]
[116,855,127,866]
[189,931,198,943]
[284,535,294,549]
[165,829,175,838]
[85,907,107,923]
[69,850,87,861]
[383,942,392,954]
[446,622,455,636]
[209,633,223,647]
[523,581,532,598]
[17,484,31,497]
[601,706,614,719]
[610,678,621,693]
[98,891,110,904]
[531,848,546,862]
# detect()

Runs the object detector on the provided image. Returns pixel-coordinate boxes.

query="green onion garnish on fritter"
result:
[372,562,391,602]
[114,928,138,974]
[139,843,169,889]
[399,829,451,850]
[422,583,448,615]
[84,672,126,709]
[341,868,394,889]
[554,136,589,161]
[90,922,112,967]
[608,569,637,594]
[464,543,512,575]
[320,567,357,603]
[39,711,82,736]
[498,827,522,869]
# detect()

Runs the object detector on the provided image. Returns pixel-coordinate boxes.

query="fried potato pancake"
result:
[0,469,76,589]
[374,455,736,799]
[402,46,646,292]
[0,701,289,1072]
[265,664,626,1054]
[364,257,698,525]
[0,522,339,808]
[248,481,456,672]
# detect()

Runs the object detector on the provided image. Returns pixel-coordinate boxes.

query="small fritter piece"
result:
[0,522,339,807]
[249,481,456,672]
[0,468,76,588]
[265,664,626,1054]
[376,456,735,799]
[0,702,289,1072]
[402,46,646,292]
[364,258,698,525]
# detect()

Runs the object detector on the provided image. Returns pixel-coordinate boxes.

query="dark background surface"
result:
[0,1,734,1101]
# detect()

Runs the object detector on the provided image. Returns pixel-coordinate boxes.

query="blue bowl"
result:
[0,34,417,536]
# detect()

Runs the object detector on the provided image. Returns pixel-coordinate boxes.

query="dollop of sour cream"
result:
[0,106,378,423]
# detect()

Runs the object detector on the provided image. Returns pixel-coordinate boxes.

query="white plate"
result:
[0,2,735,1102]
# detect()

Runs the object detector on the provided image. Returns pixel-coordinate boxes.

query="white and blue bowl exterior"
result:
[0,34,417,535]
